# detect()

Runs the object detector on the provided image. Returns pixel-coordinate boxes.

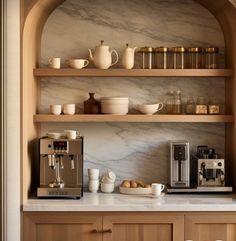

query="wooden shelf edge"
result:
[34,68,234,77]
[33,114,234,123]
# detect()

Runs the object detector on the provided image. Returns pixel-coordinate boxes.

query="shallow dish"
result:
[47,132,66,139]
[119,186,152,195]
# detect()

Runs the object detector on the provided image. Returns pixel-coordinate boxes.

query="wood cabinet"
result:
[185,213,236,241]
[23,213,184,241]
[23,213,103,241]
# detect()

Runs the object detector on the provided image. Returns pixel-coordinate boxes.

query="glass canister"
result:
[188,47,202,69]
[185,97,196,114]
[154,47,171,69]
[172,47,187,69]
[195,97,208,114]
[204,47,219,69]
[138,47,154,69]
[208,98,220,115]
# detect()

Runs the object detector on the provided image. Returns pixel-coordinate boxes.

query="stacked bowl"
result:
[101,97,129,115]
[88,169,99,193]
[101,171,116,193]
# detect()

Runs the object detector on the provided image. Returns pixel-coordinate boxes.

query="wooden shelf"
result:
[33,114,234,123]
[34,68,234,77]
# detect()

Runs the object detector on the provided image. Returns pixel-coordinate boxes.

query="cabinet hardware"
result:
[92,228,112,233]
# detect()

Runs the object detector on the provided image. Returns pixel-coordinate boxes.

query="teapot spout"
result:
[88,49,93,61]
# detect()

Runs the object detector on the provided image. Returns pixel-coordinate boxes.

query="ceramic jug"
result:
[88,40,119,69]
[122,44,138,69]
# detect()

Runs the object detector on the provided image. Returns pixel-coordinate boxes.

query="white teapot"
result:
[122,44,138,69]
[88,40,119,69]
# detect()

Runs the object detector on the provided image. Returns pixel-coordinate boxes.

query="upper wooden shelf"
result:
[34,114,234,123]
[34,68,234,77]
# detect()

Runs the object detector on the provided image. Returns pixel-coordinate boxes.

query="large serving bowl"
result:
[138,103,163,115]
[101,97,129,114]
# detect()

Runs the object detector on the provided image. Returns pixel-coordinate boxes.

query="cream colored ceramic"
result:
[67,59,89,69]
[138,103,164,115]
[122,44,138,69]
[48,57,61,69]
[88,40,119,69]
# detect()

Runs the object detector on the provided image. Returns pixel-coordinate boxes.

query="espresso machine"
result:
[37,137,83,199]
[169,140,190,188]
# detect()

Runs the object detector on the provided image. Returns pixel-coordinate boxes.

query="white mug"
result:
[67,59,89,69]
[49,57,61,69]
[63,104,75,115]
[151,183,165,196]
[50,105,62,115]
[64,130,79,140]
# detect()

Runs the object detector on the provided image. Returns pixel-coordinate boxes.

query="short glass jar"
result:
[138,47,154,69]
[208,98,220,115]
[195,97,208,114]
[172,47,187,69]
[187,47,202,69]
[185,97,196,114]
[154,47,171,69]
[204,47,219,69]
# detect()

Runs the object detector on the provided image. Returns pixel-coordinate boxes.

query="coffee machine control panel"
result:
[51,141,68,153]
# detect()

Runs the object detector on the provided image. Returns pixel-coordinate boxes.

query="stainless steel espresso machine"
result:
[37,137,83,199]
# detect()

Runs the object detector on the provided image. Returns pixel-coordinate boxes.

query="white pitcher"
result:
[88,40,119,69]
[122,44,138,69]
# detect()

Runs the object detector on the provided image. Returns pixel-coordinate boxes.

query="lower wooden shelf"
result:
[33,114,234,123]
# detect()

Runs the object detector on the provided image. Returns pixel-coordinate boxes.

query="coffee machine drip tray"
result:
[37,187,82,199]
[167,186,233,194]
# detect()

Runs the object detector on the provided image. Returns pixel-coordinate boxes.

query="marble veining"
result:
[40,0,226,187]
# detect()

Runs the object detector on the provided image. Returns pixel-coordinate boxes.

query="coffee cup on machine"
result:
[64,130,79,139]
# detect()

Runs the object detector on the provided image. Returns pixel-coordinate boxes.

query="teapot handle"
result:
[110,50,119,66]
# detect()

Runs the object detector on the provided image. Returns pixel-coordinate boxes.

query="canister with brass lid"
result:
[204,47,219,69]
[188,47,202,69]
[172,47,187,69]
[154,47,171,69]
[138,46,154,69]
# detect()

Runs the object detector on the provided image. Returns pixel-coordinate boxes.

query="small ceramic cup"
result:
[64,130,79,140]
[63,104,75,115]
[88,180,99,193]
[88,168,99,180]
[48,57,61,69]
[50,104,62,115]
[67,59,89,69]
[151,183,165,196]
[101,183,114,193]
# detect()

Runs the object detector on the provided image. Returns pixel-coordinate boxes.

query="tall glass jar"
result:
[204,47,219,69]
[188,47,202,69]
[138,47,154,69]
[172,47,187,69]
[154,47,171,69]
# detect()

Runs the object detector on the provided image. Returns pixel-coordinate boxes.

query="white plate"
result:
[146,193,165,198]
[119,186,152,195]
[47,132,66,139]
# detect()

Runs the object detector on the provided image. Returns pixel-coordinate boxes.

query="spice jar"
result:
[84,93,101,114]
[208,98,220,115]
[195,97,208,114]
[138,47,153,69]
[185,97,196,114]
[154,47,171,69]
[204,47,219,69]
[172,47,187,69]
[188,47,202,69]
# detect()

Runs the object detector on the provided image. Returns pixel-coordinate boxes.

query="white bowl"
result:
[101,102,129,115]
[138,103,163,115]
[101,183,114,193]
[101,171,116,184]
[47,132,66,139]
[101,97,129,102]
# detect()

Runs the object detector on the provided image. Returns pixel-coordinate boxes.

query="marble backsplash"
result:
[40,0,226,186]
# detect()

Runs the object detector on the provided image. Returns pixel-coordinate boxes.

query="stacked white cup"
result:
[101,171,116,193]
[88,169,99,193]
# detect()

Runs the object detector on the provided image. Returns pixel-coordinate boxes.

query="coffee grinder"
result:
[37,137,83,199]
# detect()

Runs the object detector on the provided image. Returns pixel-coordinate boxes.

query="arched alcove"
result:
[21,0,236,202]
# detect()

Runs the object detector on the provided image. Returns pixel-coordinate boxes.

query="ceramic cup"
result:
[151,183,165,196]
[50,104,62,115]
[88,168,99,180]
[101,183,114,193]
[48,57,61,69]
[63,104,75,115]
[64,130,79,140]
[67,59,89,69]
[88,180,99,193]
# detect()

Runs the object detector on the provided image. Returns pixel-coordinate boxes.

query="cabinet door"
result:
[103,213,184,241]
[23,213,102,241]
[185,213,236,241]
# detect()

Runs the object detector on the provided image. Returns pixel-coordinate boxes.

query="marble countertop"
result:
[23,192,236,212]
